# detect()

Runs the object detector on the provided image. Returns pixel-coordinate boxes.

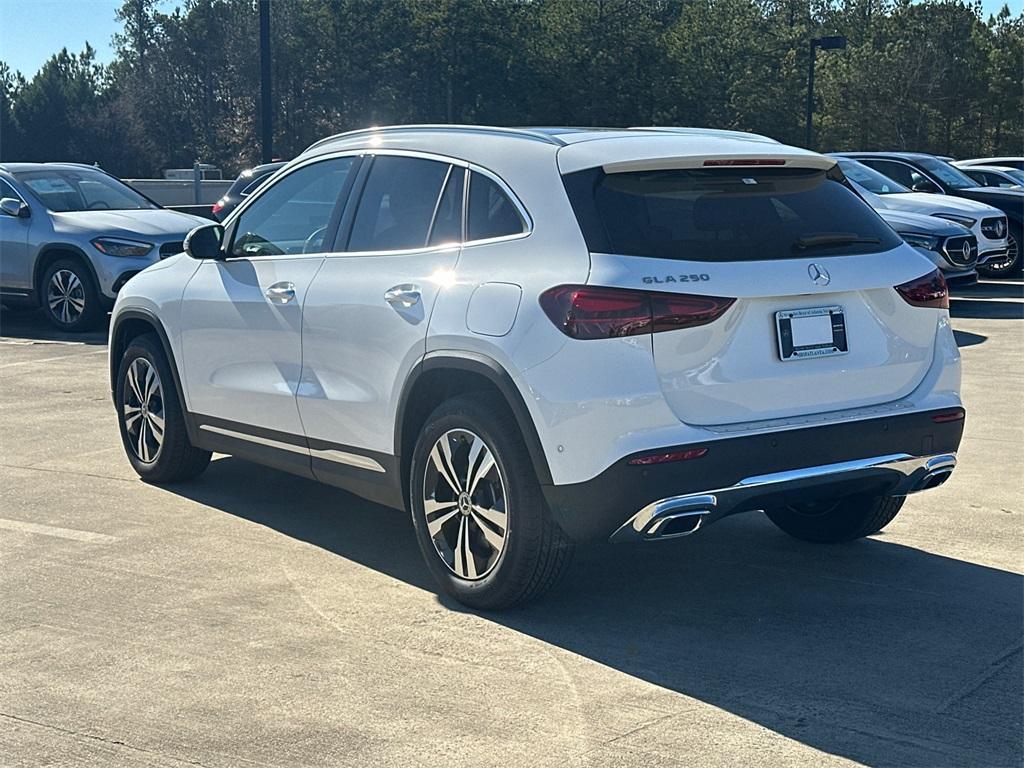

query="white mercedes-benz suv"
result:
[109,126,965,608]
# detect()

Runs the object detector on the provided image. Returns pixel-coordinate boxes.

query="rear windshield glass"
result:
[562,166,901,261]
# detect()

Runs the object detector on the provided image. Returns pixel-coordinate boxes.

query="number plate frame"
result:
[775,305,848,361]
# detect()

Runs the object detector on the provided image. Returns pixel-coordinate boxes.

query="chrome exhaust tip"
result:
[610,494,717,543]
[646,509,710,539]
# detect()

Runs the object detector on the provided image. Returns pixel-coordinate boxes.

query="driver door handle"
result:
[265,281,296,304]
[384,284,421,308]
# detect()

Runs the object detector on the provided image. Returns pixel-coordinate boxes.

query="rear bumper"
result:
[541,407,965,542]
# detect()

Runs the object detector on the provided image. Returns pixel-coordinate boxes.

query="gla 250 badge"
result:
[642,273,711,285]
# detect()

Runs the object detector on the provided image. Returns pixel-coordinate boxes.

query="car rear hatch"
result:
[558,148,944,426]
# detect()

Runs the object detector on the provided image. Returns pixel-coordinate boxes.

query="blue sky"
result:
[2,0,1022,78]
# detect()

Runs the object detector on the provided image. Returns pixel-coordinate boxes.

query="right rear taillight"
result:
[895,269,948,309]
[539,285,735,340]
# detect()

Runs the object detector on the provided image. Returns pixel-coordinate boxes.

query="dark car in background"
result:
[836,152,1024,276]
[211,161,286,221]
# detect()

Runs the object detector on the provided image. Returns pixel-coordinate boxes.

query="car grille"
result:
[981,216,1007,239]
[942,235,978,267]
[159,242,184,259]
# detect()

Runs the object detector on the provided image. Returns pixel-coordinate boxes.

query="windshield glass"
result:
[838,159,909,194]
[916,157,978,190]
[13,168,156,212]
[562,166,901,262]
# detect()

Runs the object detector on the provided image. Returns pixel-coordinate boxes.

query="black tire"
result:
[115,333,211,483]
[41,258,104,331]
[977,224,1021,278]
[409,392,573,609]
[765,494,905,543]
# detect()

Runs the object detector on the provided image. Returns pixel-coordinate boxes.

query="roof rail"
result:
[304,124,566,153]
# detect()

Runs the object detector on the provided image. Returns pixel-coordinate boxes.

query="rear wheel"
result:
[42,258,104,331]
[978,224,1021,278]
[765,494,905,543]
[116,333,211,483]
[409,393,573,609]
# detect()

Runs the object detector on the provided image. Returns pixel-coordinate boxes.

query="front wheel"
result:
[42,258,104,331]
[116,333,211,483]
[409,393,573,609]
[765,494,905,543]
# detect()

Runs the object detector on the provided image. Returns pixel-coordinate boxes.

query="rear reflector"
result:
[895,269,949,309]
[931,409,965,423]
[539,285,735,340]
[628,447,709,465]
[703,158,786,166]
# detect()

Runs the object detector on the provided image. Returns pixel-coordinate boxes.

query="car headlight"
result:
[900,232,941,251]
[91,237,154,257]
[933,213,976,229]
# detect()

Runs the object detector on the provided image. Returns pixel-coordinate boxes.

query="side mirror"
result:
[0,197,29,218]
[911,180,939,193]
[184,223,225,260]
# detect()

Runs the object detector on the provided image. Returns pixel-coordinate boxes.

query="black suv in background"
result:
[211,161,286,221]
[837,152,1023,275]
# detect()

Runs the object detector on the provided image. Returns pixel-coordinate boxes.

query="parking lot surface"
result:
[1,281,1021,768]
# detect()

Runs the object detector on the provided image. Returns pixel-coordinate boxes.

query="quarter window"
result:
[231,157,354,258]
[348,156,449,252]
[861,160,916,188]
[467,171,525,241]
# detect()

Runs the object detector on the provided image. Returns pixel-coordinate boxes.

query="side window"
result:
[347,156,449,252]
[231,157,354,257]
[467,171,526,241]
[865,160,915,188]
[428,167,465,246]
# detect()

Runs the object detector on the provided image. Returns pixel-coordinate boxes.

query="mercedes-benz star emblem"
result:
[962,241,973,261]
[808,263,831,286]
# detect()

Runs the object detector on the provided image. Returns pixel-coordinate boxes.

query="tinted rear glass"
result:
[562,166,901,262]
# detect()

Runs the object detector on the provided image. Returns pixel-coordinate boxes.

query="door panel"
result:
[180,255,324,437]
[0,179,33,290]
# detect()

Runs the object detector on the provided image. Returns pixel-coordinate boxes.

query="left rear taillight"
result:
[539,285,735,340]
[211,200,224,216]
[895,269,948,310]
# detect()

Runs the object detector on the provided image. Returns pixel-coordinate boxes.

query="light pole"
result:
[805,34,846,150]
[258,0,273,164]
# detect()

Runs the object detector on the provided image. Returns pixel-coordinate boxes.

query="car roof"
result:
[958,165,1019,173]
[831,151,939,161]
[957,156,1024,165]
[301,124,828,175]
[0,162,107,173]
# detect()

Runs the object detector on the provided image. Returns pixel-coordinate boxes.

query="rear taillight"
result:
[895,269,948,309]
[211,200,224,215]
[539,285,735,340]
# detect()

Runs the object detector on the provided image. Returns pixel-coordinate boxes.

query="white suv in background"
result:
[109,126,965,608]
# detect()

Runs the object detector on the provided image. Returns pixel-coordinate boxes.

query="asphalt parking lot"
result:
[1,281,1021,768]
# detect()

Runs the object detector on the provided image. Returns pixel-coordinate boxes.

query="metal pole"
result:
[193,160,202,204]
[805,39,816,150]
[259,0,273,164]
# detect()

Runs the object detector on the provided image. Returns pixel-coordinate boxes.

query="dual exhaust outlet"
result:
[610,452,957,544]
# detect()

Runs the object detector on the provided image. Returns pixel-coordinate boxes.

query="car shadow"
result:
[952,329,987,347]
[162,456,1023,767]
[951,279,1023,300]
[949,298,1024,320]
[0,306,109,345]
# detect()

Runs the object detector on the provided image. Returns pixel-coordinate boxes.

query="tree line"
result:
[0,0,1020,179]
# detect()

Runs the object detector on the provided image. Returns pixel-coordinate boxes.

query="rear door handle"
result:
[265,281,296,304]
[384,284,421,308]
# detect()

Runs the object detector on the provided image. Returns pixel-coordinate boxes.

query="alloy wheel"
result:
[422,429,508,580]
[123,358,165,463]
[983,232,1019,274]
[47,269,86,325]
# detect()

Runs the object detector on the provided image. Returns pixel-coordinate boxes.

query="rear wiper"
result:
[793,233,881,251]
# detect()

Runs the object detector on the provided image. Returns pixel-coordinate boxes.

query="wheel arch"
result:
[109,308,193,441]
[395,351,553,506]
[34,244,102,300]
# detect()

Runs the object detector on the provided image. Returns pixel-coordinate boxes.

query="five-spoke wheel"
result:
[122,357,165,464]
[423,429,508,580]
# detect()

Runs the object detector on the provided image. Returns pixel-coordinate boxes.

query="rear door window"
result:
[562,166,901,262]
[467,171,526,241]
[347,156,450,252]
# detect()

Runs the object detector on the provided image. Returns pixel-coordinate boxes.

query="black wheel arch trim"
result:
[109,308,196,443]
[395,350,554,486]
[34,243,103,299]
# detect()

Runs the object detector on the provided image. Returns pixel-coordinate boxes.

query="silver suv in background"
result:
[0,163,208,331]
